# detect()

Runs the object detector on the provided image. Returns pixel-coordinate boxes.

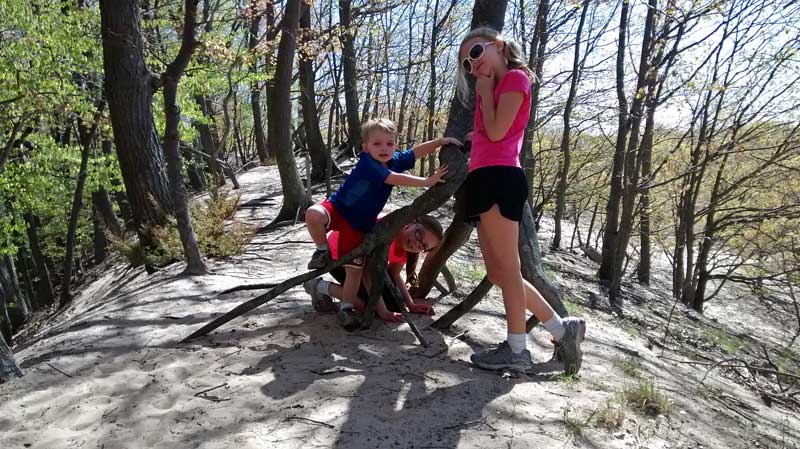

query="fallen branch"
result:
[442,416,496,432]
[283,416,335,429]
[194,382,228,397]
[45,362,74,378]
[658,355,800,383]
[219,283,279,295]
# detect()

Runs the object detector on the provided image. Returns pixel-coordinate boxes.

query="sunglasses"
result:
[461,41,496,74]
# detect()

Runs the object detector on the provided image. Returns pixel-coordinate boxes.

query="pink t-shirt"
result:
[469,69,532,172]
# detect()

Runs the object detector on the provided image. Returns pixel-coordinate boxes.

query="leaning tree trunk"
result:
[99,0,174,247]
[161,0,207,275]
[299,1,336,183]
[0,331,21,384]
[339,0,361,151]
[267,0,310,225]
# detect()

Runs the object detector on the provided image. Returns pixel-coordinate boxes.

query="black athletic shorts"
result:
[464,166,529,225]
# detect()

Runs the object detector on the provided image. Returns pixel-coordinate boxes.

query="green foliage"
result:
[592,397,627,430]
[450,262,487,284]
[622,379,672,417]
[702,328,745,354]
[562,403,592,439]
[615,356,643,378]
[562,296,585,316]
[112,190,254,267]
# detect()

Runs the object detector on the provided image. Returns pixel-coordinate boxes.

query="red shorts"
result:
[321,199,365,268]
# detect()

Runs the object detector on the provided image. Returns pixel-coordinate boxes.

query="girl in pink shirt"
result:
[457,27,586,375]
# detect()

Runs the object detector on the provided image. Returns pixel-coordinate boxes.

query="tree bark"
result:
[552,0,589,250]
[60,111,101,308]
[521,0,549,204]
[161,0,207,275]
[339,0,361,151]
[249,0,269,163]
[267,0,311,225]
[608,0,658,300]
[598,0,630,283]
[194,96,224,186]
[92,204,108,264]
[0,331,21,384]
[24,213,55,307]
[299,2,336,183]
[99,0,174,247]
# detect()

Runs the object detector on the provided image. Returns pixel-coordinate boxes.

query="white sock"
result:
[340,302,353,311]
[543,315,566,341]
[316,280,331,296]
[507,332,527,354]
[316,243,329,251]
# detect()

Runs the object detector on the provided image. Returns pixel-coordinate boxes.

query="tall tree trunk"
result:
[99,0,174,247]
[609,0,658,300]
[339,0,361,151]
[299,2,336,183]
[60,111,101,308]
[92,204,108,264]
[521,0,549,205]
[267,0,311,225]
[599,0,630,283]
[101,139,132,225]
[249,0,269,163]
[361,33,376,124]
[194,96,224,186]
[24,214,55,307]
[181,143,207,191]
[1,255,31,333]
[552,0,589,250]
[162,0,207,275]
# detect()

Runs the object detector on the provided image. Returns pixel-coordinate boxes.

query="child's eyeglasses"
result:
[461,41,496,74]
[414,228,430,253]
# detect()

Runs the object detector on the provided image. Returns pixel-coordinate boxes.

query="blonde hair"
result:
[361,118,398,142]
[455,27,536,106]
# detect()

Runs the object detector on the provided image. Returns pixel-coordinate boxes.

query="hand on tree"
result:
[426,164,449,186]
[438,137,463,148]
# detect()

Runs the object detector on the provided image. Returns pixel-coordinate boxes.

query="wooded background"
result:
[1,0,798,362]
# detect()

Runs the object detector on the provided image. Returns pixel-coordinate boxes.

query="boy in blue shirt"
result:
[304,118,461,329]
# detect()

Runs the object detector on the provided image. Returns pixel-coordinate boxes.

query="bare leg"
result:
[304,205,329,247]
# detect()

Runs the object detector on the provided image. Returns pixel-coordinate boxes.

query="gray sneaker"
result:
[303,278,337,313]
[470,341,535,373]
[307,249,332,269]
[557,317,586,375]
[337,306,361,331]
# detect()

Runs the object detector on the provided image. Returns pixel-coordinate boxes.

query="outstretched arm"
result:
[385,165,448,187]
[412,137,463,159]
[389,263,433,315]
